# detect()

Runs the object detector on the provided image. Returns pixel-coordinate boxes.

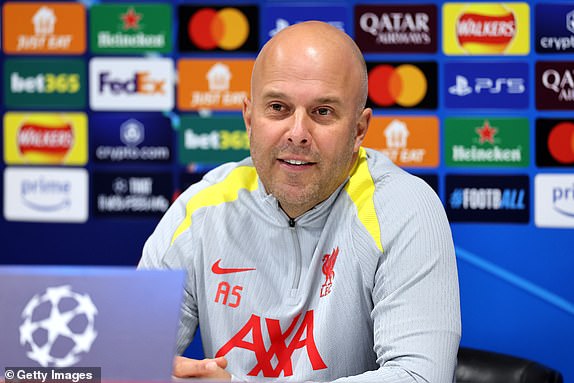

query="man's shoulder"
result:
[178,158,258,202]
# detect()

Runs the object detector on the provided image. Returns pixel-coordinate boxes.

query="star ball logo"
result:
[366,62,437,109]
[19,285,97,367]
[178,5,259,52]
[536,119,574,167]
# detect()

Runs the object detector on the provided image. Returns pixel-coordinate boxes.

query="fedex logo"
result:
[90,58,173,111]
[98,72,165,95]
[444,62,529,109]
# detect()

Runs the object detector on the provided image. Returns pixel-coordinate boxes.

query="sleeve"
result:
[333,173,461,383]
[137,191,200,355]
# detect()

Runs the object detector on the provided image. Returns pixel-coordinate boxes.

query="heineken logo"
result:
[445,118,529,167]
[90,4,172,53]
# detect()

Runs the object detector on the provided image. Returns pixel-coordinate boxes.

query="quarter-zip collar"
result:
[256,176,350,229]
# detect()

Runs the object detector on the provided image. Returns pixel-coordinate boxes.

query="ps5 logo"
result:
[448,75,526,96]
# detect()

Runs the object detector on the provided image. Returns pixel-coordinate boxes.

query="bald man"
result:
[139,21,460,382]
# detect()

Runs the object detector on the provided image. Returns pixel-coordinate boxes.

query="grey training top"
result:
[139,147,461,382]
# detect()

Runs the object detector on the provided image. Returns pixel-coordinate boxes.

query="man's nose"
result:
[288,109,311,145]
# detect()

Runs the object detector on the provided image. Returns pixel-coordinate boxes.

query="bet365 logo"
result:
[4,58,85,108]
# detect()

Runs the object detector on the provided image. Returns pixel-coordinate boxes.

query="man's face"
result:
[244,44,370,218]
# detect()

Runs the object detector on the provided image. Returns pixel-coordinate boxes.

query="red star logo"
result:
[121,7,142,30]
[475,121,498,144]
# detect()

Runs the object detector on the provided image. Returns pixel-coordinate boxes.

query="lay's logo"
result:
[3,112,87,165]
[443,3,530,55]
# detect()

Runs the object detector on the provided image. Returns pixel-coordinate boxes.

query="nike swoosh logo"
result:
[211,259,256,275]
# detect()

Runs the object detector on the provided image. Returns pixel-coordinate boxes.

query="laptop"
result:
[0,265,185,381]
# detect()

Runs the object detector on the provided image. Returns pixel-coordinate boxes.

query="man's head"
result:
[243,21,372,218]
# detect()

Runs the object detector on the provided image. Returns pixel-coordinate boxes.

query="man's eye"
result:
[317,108,331,116]
[271,103,283,112]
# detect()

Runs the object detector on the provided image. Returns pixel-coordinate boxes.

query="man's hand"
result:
[173,356,231,380]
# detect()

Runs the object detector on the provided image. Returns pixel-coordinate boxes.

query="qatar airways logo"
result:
[536,62,574,109]
[355,5,437,53]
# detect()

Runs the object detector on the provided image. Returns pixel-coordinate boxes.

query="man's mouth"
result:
[281,159,312,166]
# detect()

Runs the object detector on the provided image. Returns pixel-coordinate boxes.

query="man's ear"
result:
[243,97,252,136]
[354,107,372,152]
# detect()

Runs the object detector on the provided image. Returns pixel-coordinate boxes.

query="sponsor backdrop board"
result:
[1,1,573,381]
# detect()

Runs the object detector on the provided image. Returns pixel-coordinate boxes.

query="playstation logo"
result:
[448,76,473,96]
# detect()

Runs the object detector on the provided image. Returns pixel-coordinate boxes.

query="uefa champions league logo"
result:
[19,285,98,367]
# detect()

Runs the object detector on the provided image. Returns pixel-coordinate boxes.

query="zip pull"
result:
[288,217,296,227]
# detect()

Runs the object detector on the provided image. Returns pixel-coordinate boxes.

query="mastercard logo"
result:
[548,122,574,164]
[188,8,249,50]
[368,64,428,107]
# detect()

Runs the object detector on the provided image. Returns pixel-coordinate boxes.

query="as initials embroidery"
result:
[215,310,327,377]
[320,247,339,297]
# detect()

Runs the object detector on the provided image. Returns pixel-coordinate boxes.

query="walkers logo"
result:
[354,5,437,53]
[443,3,529,55]
[536,119,574,167]
[215,310,326,377]
[178,5,258,53]
[4,112,87,165]
[93,172,171,218]
[3,167,88,223]
[90,4,172,54]
[362,116,439,167]
[89,58,174,111]
[177,59,253,111]
[444,62,528,109]
[91,113,172,164]
[445,175,529,223]
[536,61,574,110]
[366,62,437,109]
[535,174,574,228]
[4,58,85,109]
[445,118,529,167]
[535,4,574,53]
[262,5,347,41]
[178,116,249,164]
[3,3,85,54]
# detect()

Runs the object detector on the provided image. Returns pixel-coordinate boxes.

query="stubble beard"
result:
[253,142,355,218]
